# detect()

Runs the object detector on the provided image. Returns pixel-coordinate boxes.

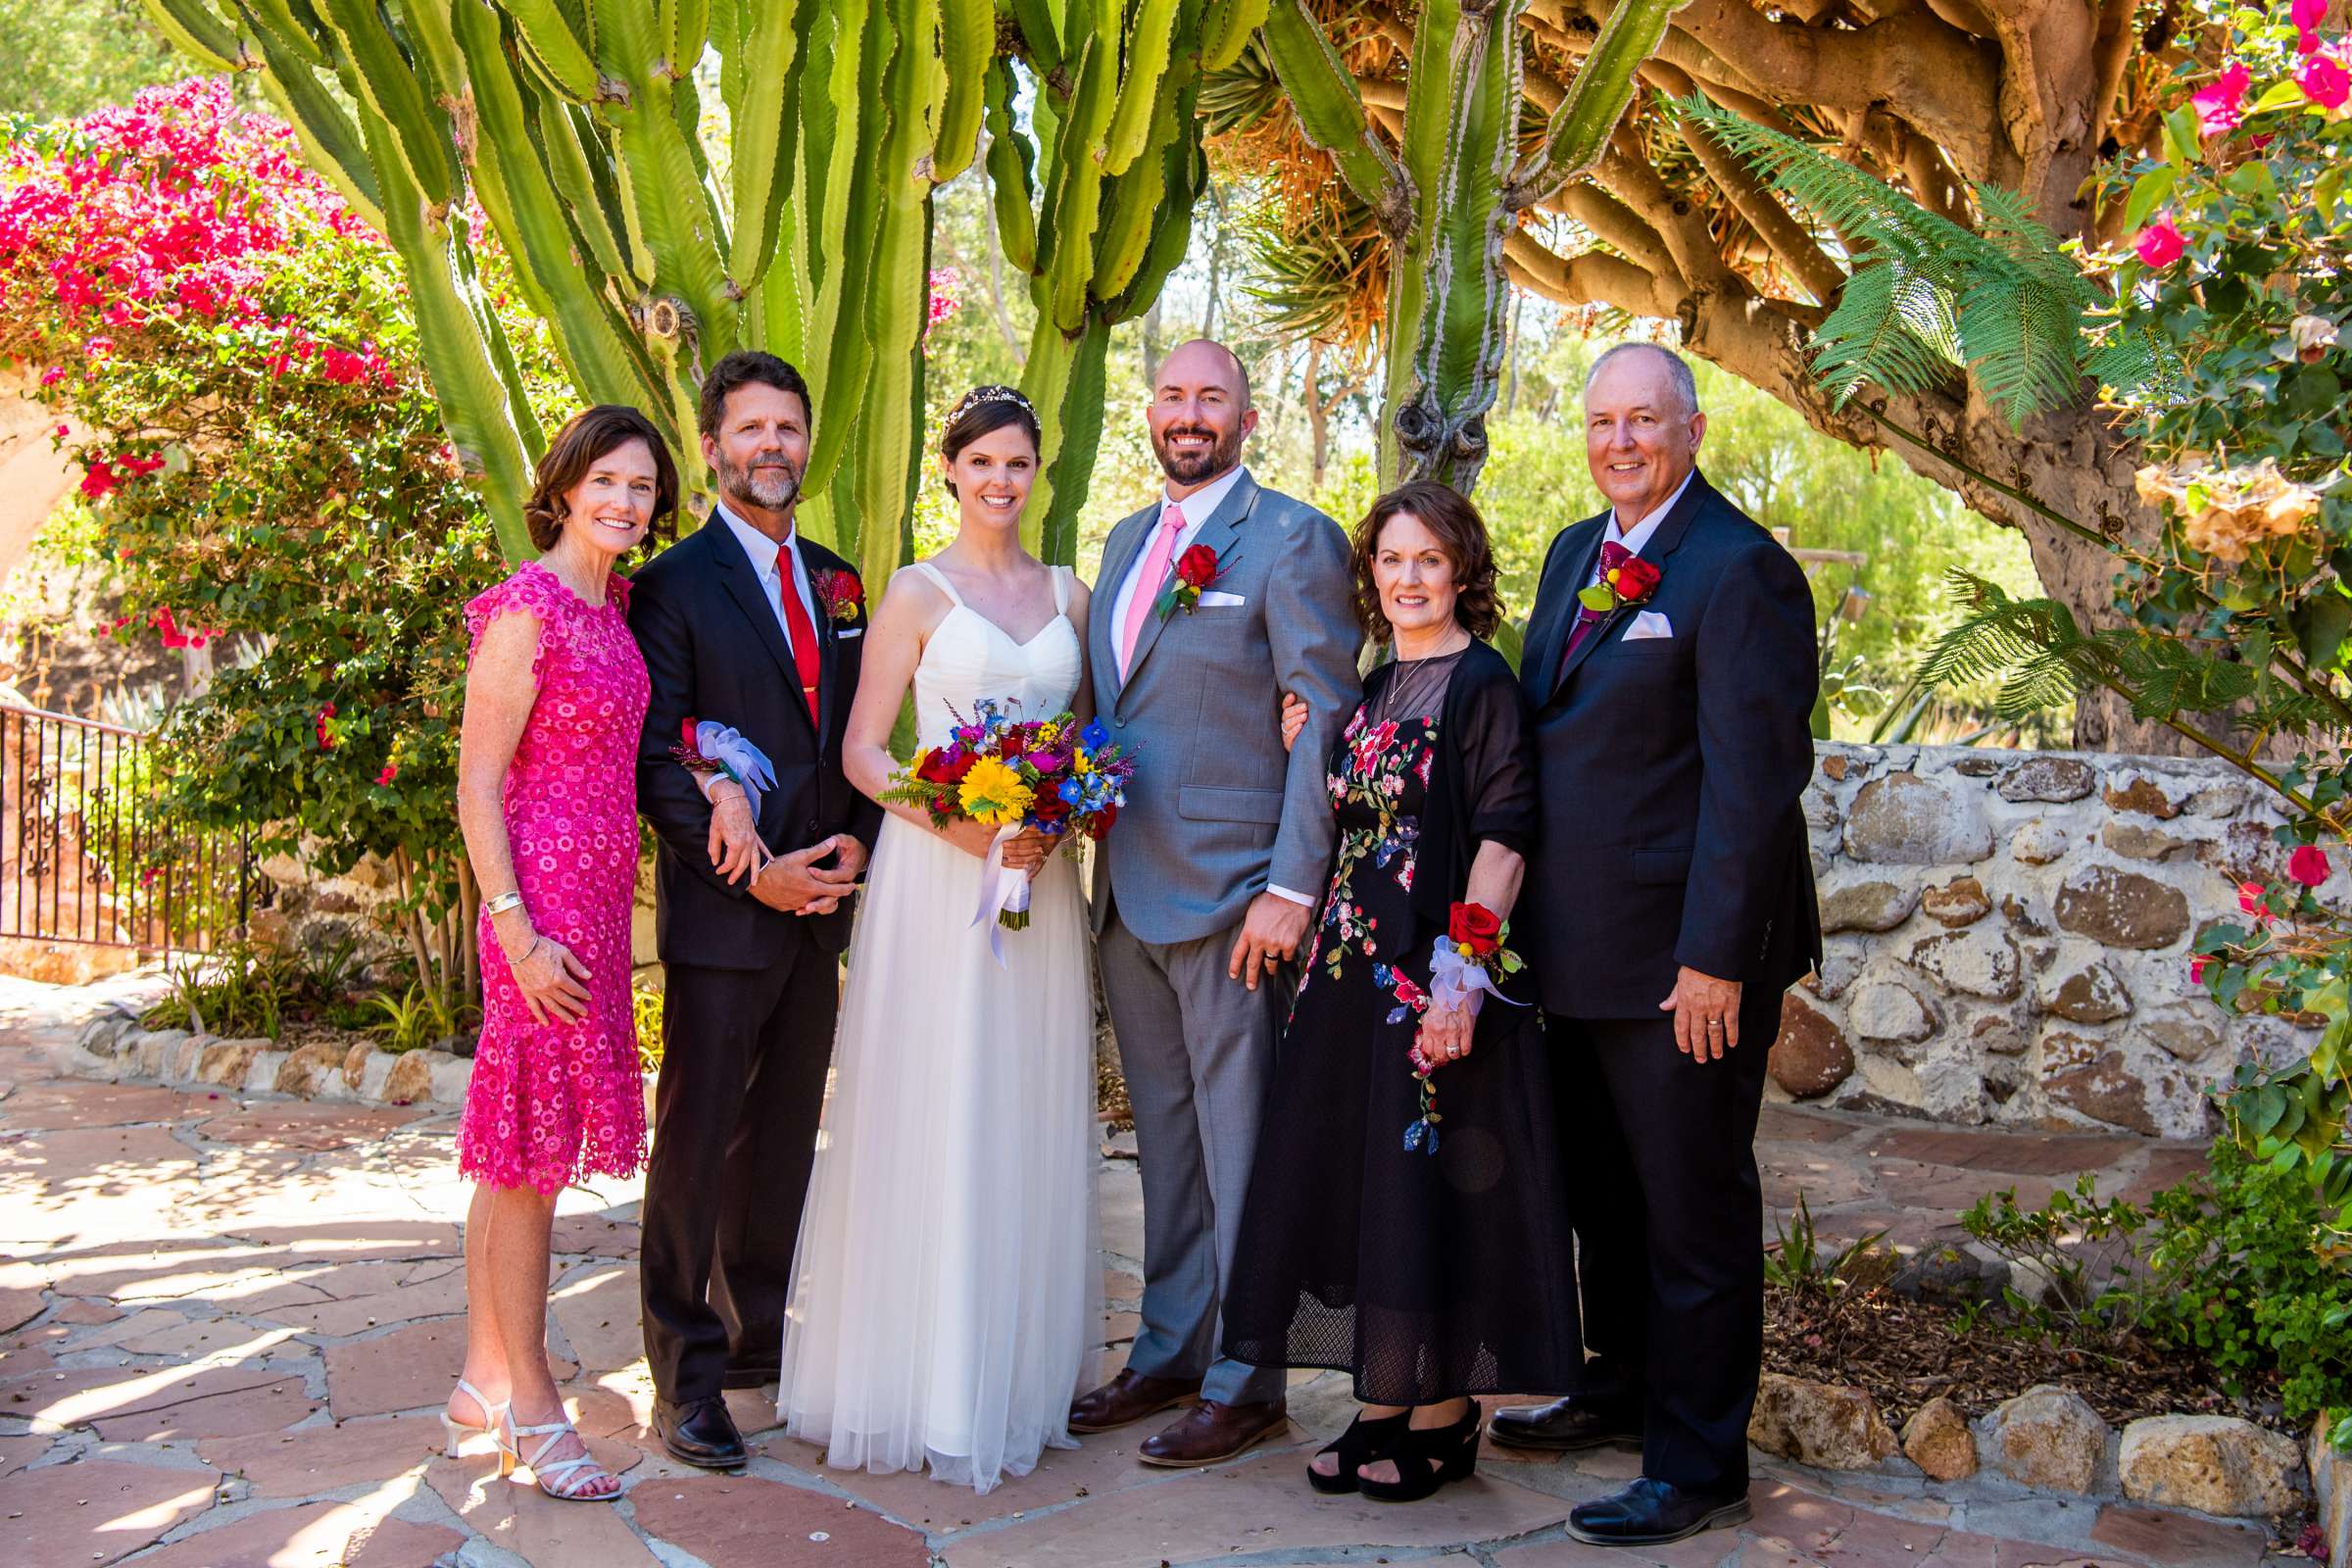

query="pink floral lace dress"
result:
[457,561,650,1195]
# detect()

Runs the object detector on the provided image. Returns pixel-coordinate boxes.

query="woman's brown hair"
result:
[1348,479,1502,643]
[522,405,680,552]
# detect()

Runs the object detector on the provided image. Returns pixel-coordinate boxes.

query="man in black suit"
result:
[630,351,881,1470]
[1489,343,1821,1547]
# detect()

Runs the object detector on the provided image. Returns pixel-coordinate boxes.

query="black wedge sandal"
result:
[1306,1409,1411,1494]
[1355,1399,1482,1503]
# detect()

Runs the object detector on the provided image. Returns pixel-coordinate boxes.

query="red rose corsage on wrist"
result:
[1400,902,1525,1156]
[1153,543,1224,620]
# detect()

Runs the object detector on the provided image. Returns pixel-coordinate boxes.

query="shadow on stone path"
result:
[0,972,2291,1567]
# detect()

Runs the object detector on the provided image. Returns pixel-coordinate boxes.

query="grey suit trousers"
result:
[1098,898,1291,1406]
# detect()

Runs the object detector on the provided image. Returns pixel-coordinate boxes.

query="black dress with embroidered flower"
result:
[1223,641,1584,1406]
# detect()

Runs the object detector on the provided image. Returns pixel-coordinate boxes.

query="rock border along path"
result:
[0,972,2309,1566]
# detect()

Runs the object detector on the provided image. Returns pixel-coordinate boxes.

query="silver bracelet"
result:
[484,891,525,917]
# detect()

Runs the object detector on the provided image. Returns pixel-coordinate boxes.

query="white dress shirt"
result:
[1106,464,1249,638]
[1106,465,1311,908]
[1586,469,1693,588]
[718,502,821,640]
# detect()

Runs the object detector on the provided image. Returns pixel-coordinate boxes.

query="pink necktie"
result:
[1119,504,1187,678]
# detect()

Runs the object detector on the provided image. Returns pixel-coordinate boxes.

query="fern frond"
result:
[1915,569,2098,709]
[1675,93,2122,430]
[1998,648,2090,717]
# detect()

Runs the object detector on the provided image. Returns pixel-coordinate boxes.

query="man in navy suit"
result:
[1489,343,1821,1547]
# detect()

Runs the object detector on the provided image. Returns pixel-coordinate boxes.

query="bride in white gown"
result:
[777,386,1099,1493]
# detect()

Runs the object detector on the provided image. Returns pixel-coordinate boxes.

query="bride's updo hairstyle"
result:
[940,385,1042,499]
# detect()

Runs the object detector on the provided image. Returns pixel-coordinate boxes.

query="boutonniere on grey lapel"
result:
[1153,543,1225,620]
[813,567,864,626]
[1577,544,1661,614]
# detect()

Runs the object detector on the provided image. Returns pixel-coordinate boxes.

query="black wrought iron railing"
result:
[0,702,251,953]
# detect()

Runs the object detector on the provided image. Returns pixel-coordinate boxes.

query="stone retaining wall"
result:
[1772,742,2321,1138]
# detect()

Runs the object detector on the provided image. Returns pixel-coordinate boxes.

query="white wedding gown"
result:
[777,561,1098,1494]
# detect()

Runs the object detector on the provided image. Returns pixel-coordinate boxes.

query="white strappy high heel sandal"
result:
[498,1406,621,1501]
[440,1377,510,1459]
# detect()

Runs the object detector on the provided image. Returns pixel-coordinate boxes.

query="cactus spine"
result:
[1258,0,1685,493]
[139,0,1202,578]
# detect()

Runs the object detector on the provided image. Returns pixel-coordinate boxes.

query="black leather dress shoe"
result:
[1564,1476,1750,1546]
[1486,1396,1642,1452]
[654,1396,747,1469]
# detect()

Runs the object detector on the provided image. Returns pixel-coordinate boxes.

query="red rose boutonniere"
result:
[1577,553,1661,614]
[1154,543,1223,620]
[814,567,864,625]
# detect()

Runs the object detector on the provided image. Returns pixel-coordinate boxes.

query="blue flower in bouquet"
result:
[1080,718,1110,752]
[1058,777,1086,806]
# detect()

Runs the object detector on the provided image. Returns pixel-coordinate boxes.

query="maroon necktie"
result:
[1557,539,1633,679]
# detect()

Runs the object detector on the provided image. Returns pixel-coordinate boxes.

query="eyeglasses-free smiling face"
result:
[564,437,660,552]
[941,421,1039,530]
[1371,511,1460,638]
[1147,339,1256,491]
[704,380,811,515]
[1585,349,1705,526]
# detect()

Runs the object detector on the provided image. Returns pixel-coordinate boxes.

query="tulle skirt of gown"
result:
[777,810,1099,1493]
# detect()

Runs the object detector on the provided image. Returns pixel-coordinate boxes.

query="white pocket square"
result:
[834,626,862,640]
[1197,590,1247,608]
[1623,611,1673,640]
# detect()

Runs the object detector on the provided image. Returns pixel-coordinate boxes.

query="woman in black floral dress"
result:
[1223,482,1581,1501]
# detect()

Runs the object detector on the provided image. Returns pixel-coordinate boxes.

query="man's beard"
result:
[1153,422,1243,485]
[720,453,803,513]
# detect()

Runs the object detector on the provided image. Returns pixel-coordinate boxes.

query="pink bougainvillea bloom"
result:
[38,367,64,387]
[375,761,399,787]
[2290,844,2331,886]
[2191,63,2251,135]
[315,702,337,750]
[2295,0,2327,32]
[2190,954,2210,984]
[2302,48,2351,110]
[77,460,117,499]
[2134,220,2186,268]
[2238,880,2275,921]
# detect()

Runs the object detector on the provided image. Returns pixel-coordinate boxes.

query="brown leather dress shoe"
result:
[1068,1369,1202,1433]
[1138,1398,1290,1468]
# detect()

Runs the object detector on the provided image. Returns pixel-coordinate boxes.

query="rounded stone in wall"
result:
[1998,757,2096,804]
[2012,818,2069,865]
[2136,1003,2222,1062]
[2104,774,2184,819]
[1909,928,2024,1000]
[1848,979,1936,1044]
[1971,1014,2031,1055]
[2043,960,2133,1024]
[1920,875,1991,928]
[1842,772,1994,865]
[1819,877,1921,934]
[2052,864,2190,951]
[2038,1030,2159,1136]
[2102,820,2196,862]
[1769,994,1854,1099]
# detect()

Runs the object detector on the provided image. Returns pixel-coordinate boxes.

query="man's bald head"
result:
[1149,338,1257,491]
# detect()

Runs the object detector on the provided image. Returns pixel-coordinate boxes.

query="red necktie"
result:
[1557,539,1633,680]
[777,545,821,721]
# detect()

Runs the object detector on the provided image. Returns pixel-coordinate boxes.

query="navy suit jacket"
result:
[629,515,883,968]
[1518,469,1822,1017]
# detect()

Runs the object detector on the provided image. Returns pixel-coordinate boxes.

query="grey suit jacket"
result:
[1088,469,1359,947]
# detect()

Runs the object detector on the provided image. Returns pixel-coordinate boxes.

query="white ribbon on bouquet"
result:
[971,822,1034,967]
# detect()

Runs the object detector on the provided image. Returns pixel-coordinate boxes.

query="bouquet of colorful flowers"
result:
[882,700,1137,952]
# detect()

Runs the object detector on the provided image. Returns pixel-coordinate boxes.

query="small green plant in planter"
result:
[1957,1174,2150,1349]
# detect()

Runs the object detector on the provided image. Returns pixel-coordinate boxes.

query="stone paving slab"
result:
[0,971,2302,1568]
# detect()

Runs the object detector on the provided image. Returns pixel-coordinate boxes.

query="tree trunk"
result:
[1142,296,1163,389]
[1305,339,1331,492]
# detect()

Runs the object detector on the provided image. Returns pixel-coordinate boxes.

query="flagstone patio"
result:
[0,971,2297,1567]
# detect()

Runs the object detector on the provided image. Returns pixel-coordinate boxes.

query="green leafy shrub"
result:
[1958,1174,2150,1348]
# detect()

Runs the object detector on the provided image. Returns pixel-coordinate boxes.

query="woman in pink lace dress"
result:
[447,405,675,1501]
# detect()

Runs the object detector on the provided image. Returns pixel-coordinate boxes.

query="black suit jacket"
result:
[1518,469,1822,1016]
[629,515,883,968]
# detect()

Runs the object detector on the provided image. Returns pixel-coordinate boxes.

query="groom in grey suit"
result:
[1071,340,1358,1466]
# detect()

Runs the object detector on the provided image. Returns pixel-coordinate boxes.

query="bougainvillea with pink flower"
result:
[0,81,565,996]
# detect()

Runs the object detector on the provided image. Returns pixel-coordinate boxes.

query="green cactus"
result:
[1256,0,1683,493]
[991,0,1209,563]
[139,0,1201,580]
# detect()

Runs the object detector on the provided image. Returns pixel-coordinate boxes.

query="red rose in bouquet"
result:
[1448,901,1503,957]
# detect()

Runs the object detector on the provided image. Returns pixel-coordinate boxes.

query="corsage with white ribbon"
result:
[1402,902,1524,1156]
[672,718,779,858]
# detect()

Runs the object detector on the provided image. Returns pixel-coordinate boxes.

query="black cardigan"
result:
[1342,639,1540,977]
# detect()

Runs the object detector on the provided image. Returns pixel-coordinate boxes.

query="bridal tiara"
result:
[949,385,1037,423]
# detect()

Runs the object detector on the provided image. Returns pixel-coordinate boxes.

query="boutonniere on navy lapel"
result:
[1577,541,1662,614]
[813,567,864,626]
[1154,543,1224,620]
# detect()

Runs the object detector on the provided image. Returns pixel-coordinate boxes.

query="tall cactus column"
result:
[1259,0,1685,493]
[989,0,1229,564]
